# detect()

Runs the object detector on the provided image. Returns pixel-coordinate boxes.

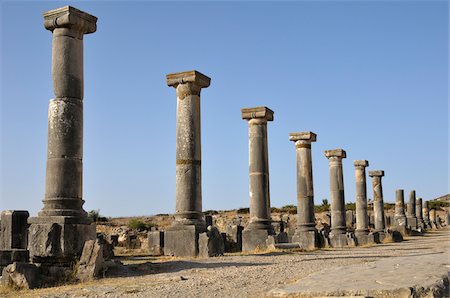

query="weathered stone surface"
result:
[164,225,199,257]
[167,70,210,232]
[354,160,369,237]
[147,230,164,256]
[368,170,386,234]
[0,210,29,250]
[406,190,418,230]
[242,106,275,233]
[269,249,449,297]
[1,262,40,289]
[224,225,243,252]
[276,232,289,244]
[242,229,272,252]
[292,230,319,250]
[325,149,347,236]
[76,239,105,282]
[290,131,318,246]
[328,232,348,248]
[198,227,224,258]
[0,249,29,273]
[355,233,376,246]
[28,220,96,263]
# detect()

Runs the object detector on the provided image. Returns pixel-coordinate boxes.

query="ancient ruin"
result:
[353,160,375,245]
[406,190,418,230]
[241,107,275,251]
[368,170,386,240]
[289,132,320,249]
[163,70,211,257]
[325,149,352,247]
[27,6,97,266]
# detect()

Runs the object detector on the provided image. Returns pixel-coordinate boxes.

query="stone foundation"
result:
[164,225,200,257]
[242,229,272,252]
[355,232,376,246]
[292,230,319,250]
[28,217,95,264]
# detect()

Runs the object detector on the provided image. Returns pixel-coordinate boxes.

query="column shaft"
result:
[167,71,210,230]
[394,189,407,224]
[354,161,369,235]
[371,176,385,232]
[325,150,347,234]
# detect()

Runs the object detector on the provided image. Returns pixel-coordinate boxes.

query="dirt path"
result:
[1,229,449,298]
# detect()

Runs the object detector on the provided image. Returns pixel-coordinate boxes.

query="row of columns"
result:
[32,6,440,260]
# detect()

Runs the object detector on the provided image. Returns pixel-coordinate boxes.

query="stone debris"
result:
[76,239,106,282]
[1,262,40,289]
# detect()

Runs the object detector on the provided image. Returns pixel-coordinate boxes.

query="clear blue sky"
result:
[1,1,448,217]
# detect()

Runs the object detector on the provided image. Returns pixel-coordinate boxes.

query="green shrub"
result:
[429,200,450,210]
[237,208,250,214]
[128,219,155,231]
[345,202,356,211]
[87,209,108,222]
[280,205,297,214]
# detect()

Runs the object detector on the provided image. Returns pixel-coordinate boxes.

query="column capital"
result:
[324,149,346,159]
[44,6,97,34]
[289,131,317,143]
[353,160,369,167]
[368,170,384,177]
[241,106,274,121]
[166,70,211,88]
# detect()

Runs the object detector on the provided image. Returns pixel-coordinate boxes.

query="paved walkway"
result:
[270,229,449,297]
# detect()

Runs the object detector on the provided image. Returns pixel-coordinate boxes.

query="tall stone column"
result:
[406,190,418,230]
[290,132,319,249]
[28,6,97,264]
[423,200,431,228]
[354,160,369,235]
[325,149,349,247]
[164,71,210,257]
[416,198,424,229]
[241,107,275,251]
[368,171,386,235]
[392,189,408,236]
[353,160,375,245]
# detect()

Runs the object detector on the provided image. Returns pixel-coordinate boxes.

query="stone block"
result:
[76,239,105,282]
[406,216,418,230]
[147,230,164,256]
[164,225,199,257]
[292,230,320,250]
[328,232,348,248]
[276,232,289,243]
[224,225,243,252]
[1,262,40,289]
[242,229,271,252]
[345,211,355,229]
[198,227,224,258]
[205,215,213,227]
[28,218,96,264]
[0,210,29,250]
[0,249,29,273]
[391,223,410,237]
[346,232,357,247]
[354,233,376,246]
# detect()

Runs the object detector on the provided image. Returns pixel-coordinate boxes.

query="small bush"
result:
[281,204,297,214]
[87,209,108,222]
[237,208,250,214]
[345,202,356,211]
[204,210,219,215]
[128,219,155,231]
[429,200,450,210]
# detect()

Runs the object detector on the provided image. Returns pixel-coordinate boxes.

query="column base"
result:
[242,229,273,252]
[391,223,410,237]
[292,229,320,250]
[329,231,354,248]
[0,249,29,273]
[406,216,418,230]
[164,225,200,257]
[354,231,377,246]
[28,216,95,264]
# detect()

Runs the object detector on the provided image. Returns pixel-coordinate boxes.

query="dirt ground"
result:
[1,228,448,298]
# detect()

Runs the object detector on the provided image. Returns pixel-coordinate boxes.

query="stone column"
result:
[416,198,424,229]
[241,107,275,251]
[164,71,210,257]
[406,190,418,229]
[368,171,385,235]
[325,149,349,247]
[290,132,319,249]
[429,209,437,229]
[423,201,431,228]
[394,189,407,226]
[354,160,369,236]
[28,6,97,264]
